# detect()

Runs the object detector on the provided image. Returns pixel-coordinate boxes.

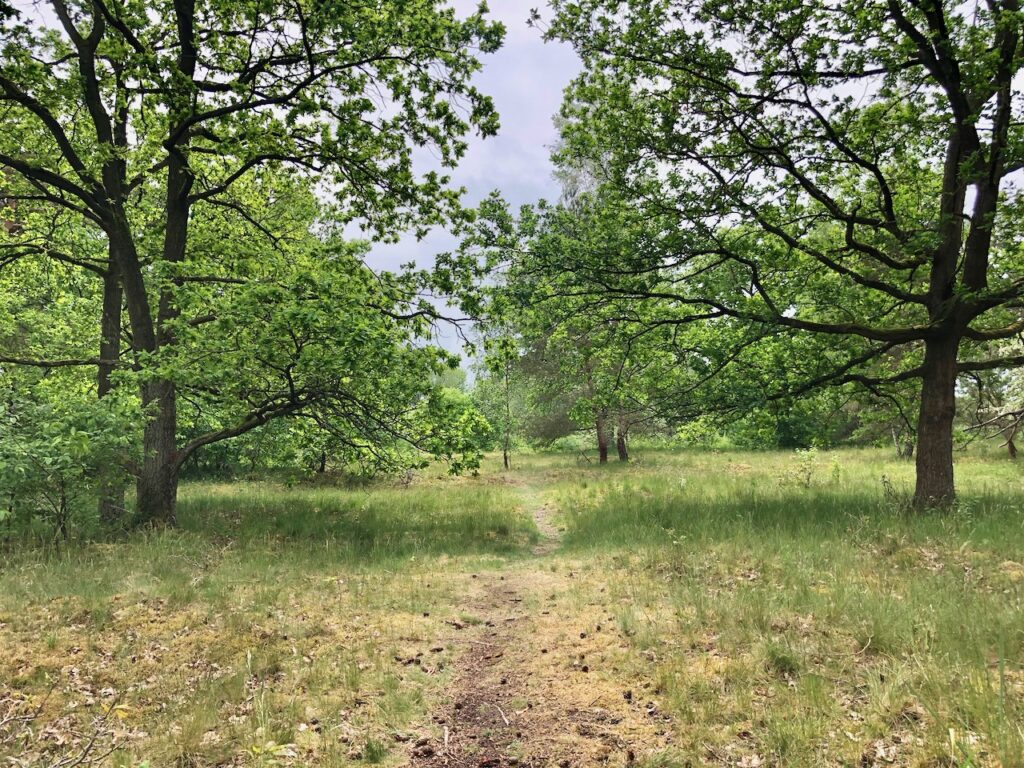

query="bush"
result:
[0,392,137,543]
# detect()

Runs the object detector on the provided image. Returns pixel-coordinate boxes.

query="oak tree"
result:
[544,0,1024,504]
[0,0,502,522]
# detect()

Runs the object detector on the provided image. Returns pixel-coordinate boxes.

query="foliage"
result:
[0,0,506,524]
[535,0,1024,503]
[0,386,137,542]
[414,385,492,475]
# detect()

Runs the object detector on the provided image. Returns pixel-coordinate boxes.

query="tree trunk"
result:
[108,224,172,526]
[615,415,629,462]
[596,412,609,464]
[135,378,179,526]
[914,336,959,508]
[503,364,512,470]
[129,140,193,526]
[892,427,914,459]
[97,262,125,525]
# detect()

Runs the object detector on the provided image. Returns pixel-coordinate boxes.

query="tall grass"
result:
[179,481,535,556]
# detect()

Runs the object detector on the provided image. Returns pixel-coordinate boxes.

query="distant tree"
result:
[961,352,1024,458]
[448,192,676,463]
[470,332,527,470]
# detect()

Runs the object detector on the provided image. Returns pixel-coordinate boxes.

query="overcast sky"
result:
[364,1,581,274]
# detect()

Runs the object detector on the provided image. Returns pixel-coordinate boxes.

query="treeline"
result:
[465,188,1023,463]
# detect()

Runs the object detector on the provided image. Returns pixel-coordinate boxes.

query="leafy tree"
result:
[1,181,493,533]
[0,228,139,535]
[477,337,522,469]
[415,384,492,475]
[0,384,138,543]
[448,191,679,462]
[542,0,1024,505]
[0,0,503,523]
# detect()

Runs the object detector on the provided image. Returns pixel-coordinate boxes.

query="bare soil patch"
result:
[529,500,561,557]
[407,560,674,767]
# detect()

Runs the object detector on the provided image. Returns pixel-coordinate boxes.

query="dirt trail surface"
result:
[406,492,675,767]
[529,498,561,556]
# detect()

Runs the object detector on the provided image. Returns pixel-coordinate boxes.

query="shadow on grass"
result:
[559,476,1024,556]
[0,479,536,609]
[176,480,538,560]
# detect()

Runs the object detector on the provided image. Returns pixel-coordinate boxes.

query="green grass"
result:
[0,480,535,608]
[178,480,536,555]
[0,478,535,767]
[1,447,1023,767]
[543,447,1024,766]
[548,447,1022,551]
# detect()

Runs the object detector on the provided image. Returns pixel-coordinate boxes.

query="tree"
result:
[0,245,138,539]
[0,0,502,523]
[474,337,522,470]
[1,181,494,534]
[447,192,677,462]
[0,167,127,521]
[961,353,1024,458]
[541,0,1024,505]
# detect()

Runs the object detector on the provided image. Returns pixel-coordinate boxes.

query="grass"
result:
[543,447,1024,766]
[1,447,1023,766]
[0,479,534,767]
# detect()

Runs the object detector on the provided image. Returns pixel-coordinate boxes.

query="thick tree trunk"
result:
[107,223,173,526]
[135,378,179,526]
[596,412,609,464]
[97,263,125,525]
[127,143,193,526]
[914,336,959,508]
[615,415,629,462]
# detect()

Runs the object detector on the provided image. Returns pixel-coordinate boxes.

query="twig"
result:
[494,704,510,725]
[854,637,873,657]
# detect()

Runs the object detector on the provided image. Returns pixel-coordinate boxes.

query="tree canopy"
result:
[1,0,504,528]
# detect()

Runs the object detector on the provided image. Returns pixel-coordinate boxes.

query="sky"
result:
[363,1,582,274]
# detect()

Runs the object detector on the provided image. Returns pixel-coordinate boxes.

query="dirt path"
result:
[529,494,561,556]
[406,490,674,767]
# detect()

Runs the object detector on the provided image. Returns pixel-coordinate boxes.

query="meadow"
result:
[1,448,1022,767]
